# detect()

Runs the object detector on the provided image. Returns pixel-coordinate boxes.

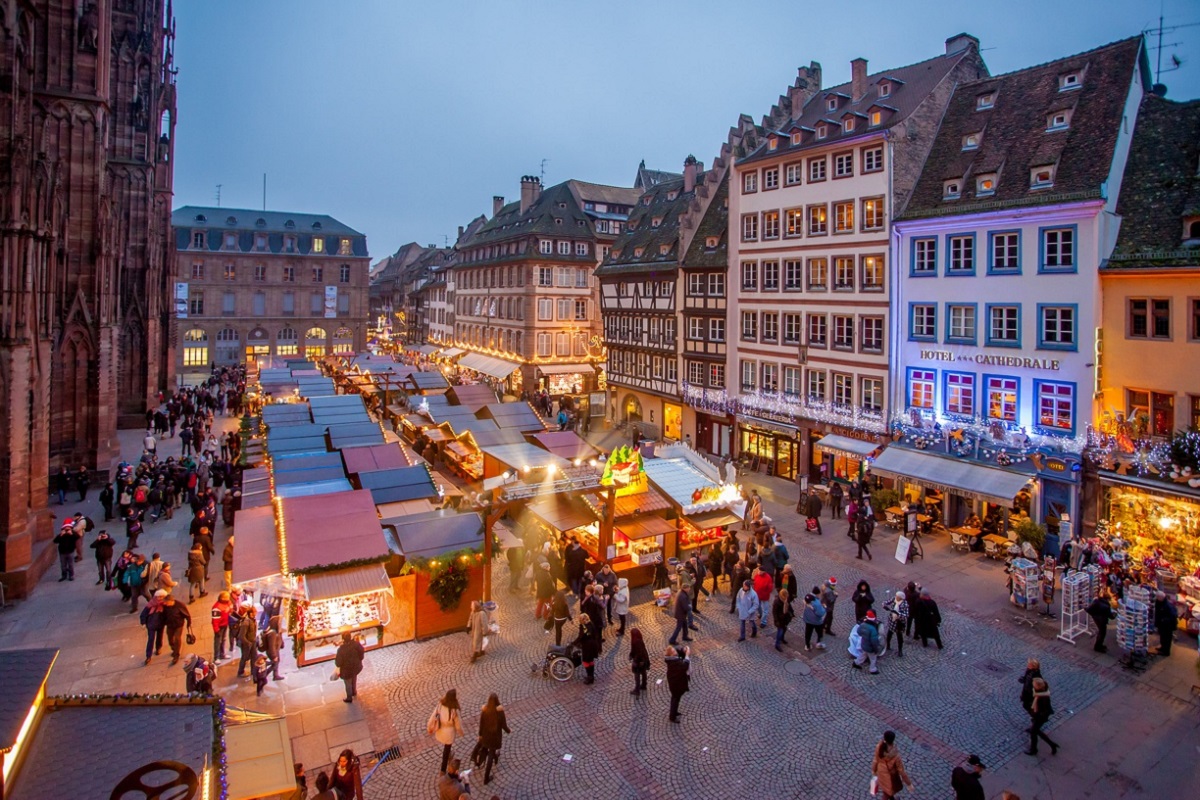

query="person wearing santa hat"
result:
[852,609,882,674]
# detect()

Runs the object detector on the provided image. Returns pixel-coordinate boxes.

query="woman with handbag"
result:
[428,688,465,775]
[870,730,914,798]
[627,628,650,695]
[471,693,510,785]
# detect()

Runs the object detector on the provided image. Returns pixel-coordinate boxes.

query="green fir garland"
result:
[400,547,483,611]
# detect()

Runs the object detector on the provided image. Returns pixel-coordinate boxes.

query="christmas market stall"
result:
[643,444,745,560]
[529,430,602,463]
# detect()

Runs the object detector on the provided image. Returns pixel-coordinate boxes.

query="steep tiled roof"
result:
[901,37,1145,219]
[596,175,698,277]
[739,43,987,166]
[173,205,369,257]
[682,174,729,269]
[1108,94,1200,267]
[635,160,684,190]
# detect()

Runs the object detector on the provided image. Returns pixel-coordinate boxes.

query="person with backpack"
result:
[802,592,827,651]
[183,654,216,696]
[852,610,882,674]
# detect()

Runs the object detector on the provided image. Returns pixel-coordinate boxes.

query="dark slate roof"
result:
[596,174,700,278]
[901,37,1146,220]
[8,698,218,800]
[739,44,987,166]
[1108,94,1200,268]
[383,509,484,559]
[173,205,369,258]
[682,174,729,269]
[0,649,57,753]
[635,160,684,190]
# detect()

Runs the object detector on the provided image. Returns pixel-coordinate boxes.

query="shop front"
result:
[537,363,595,395]
[642,444,744,560]
[1096,473,1200,575]
[458,352,522,397]
[297,565,394,666]
[813,433,883,486]
[737,415,799,480]
[694,411,734,458]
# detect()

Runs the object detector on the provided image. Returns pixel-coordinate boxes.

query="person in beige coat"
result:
[871,730,914,799]
[428,689,465,775]
[467,601,490,662]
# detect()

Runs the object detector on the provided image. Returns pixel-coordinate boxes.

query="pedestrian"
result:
[428,689,465,774]
[183,653,216,696]
[140,589,167,664]
[505,544,523,593]
[262,615,284,681]
[613,577,630,635]
[628,628,650,695]
[1086,591,1114,653]
[161,593,193,666]
[193,525,214,581]
[662,643,692,724]
[581,583,607,645]
[99,482,115,521]
[234,603,259,677]
[1025,677,1060,756]
[75,465,90,501]
[802,591,826,651]
[156,562,178,595]
[222,536,234,593]
[855,514,873,560]
[252,654,270,696]
[870,730,915,799]
[329,749,363,800]
[54,466,70,504]
[334,631,365,703]
[1153,591,1178,656]
[852,580,875,622]
[186,542,206,602]
[211,591,233,661]
[564,537,587,597]
[735,579,759,641]
[829,481,843,519]
[951,754,987,800]
[852,610,882,674]
[904,581,920,636]
[533,561,555,620]
[124,553,148,612]
[472,693,510,785]
[884,591,909,657]
[124,507,144,550]
[776,564,798,599]
[667,586,693,645]
[90,529,115,587]
[705,545,723,596]
[772,589,795,651]
[437,759,470,800]
[752,564,774,630]
[805,490,824,535]
[53,521,80,582]
[467,600,490,663]
[913,590,944,649]
[1018,658,1042,715]
[571,612,601,684]
[551,588,572,646]
[821,577,839,635]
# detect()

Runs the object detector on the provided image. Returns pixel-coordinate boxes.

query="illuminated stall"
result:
[643,444,745,559]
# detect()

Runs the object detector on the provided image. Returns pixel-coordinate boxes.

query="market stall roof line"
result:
[530,430,601,461]
[686,510,743,530]
[280,490,389,573]
[303,563,393,602]
[223,712,298,800]
[616,516,676,539]
[273,477,353,498]
[458,352,521,380]
[446,383,498,410]
[535,363,596,375]
[341,443,410,475]
[439,347,466,358]
[232,505,283,585]
[1095,470,1200,499]
[480,443,572,472]
[0,648,57,755]
[642,457,721,508]
[868,447,1034,506]
[527,495,595,532]
[383,509,484,559]
[815,434,882,459]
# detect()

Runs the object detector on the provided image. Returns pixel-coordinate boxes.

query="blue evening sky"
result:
[172,0,1198,261]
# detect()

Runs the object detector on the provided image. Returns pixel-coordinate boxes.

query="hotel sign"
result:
[918,350,1061,371]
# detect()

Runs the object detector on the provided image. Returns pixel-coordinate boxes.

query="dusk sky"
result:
[172,0,1199,262]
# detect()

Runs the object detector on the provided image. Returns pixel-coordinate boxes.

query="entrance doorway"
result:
[623,394,643,423]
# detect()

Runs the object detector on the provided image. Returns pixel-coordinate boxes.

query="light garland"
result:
[680,382,888,434]
[1084,428,1200,486]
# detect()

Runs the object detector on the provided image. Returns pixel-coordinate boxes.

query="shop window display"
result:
[1103,485,1199,574]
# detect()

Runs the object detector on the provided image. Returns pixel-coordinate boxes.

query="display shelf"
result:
[1058,571,1093,644]
[1010,557,1040,610]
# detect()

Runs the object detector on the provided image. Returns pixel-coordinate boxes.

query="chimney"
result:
[945,33,979,55]
[851,58,868,102]
[683,155,699,193]
[789,61,822,117]
[457,225,464,240]
[492,196,504,217]
[520,175,542,214]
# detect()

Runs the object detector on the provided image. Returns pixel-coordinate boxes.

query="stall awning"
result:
[280,490,388,572]
[616,516,675,539]
[481,443,571,472]
[815,434,880,459]
[231,506,280,585]
[445,441,471,458]
[686,510,742,530]
[869,447,1033,506]
[459,352,521,380]
[423,427,449,442]
[303,563,392,602]
[440,347,465,358]
[224,712,297,800]
[407,344,438,355]
[537,363,595,375]
[527,496,595,532]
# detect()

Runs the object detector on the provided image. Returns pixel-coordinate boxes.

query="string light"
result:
[681,382,887,434]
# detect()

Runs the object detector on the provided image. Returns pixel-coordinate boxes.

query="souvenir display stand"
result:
[1010,558,1040,610]
[1116,595,1150,669]
[1057,571,1093,643]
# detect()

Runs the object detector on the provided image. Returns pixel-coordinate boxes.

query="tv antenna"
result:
[215,184,222,207]
[540,158,548,182]
[1147,6,1195,85]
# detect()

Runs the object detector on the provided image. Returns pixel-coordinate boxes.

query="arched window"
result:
[305,326,327,340]
[1189,219,1200,239]
[332,327,354,355]
[277,327,298,356]
[182,329,208,367]
[304,326,327,357]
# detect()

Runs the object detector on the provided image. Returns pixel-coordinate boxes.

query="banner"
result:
[174,282,189,319]
[324,285,337,319]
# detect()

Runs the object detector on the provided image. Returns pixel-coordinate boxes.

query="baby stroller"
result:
[533,642,582,682]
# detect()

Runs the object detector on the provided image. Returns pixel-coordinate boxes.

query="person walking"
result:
[852,580,875,623]
[222,536,234,593]
[728,557,750,615]
[828,481,843,519]
[124,553,148,613]
[852,610,882,674]
[855,516,873,560]
[53,521,80,582]
[186,542,207,603]
[884,591,909,657]
[804,490,824,535]
[211,591,233,662]
[772,589,795,652]
[262,615,284,681]
[951,754,987,800]
[752,564,774,631]
[334,631,365,703]
[139,589,167,664]
[467,600,490,663]
[801,592,826,651]
[428,689,465,775]
[550,588,572,647]
[329,749,363,800]
[124,507,144,550]
[913,590,944,649]
[1025,677,1060,756]
[534,562,555,620]
[571,613,601,685]
[472,693,510,785]
[871,731,915,799]
[99,482,115,522]
[1086,591,1114,653]
[613,577,630,636]
[668,586,693,646]
[1154,591,1178,656]
[664,644,691,723]
[161,593,192,666]
[628,628,650,695]
[821,577,839,636]
[54,466,70,505]
[90,530,116,587]
[904,581,920,637]
[75,465,90,502]
[1018,658,1042,716]
[735,580,759,641]
[234,604,259,678]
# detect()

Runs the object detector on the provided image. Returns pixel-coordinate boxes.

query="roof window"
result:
[311,221,322,230]
[843,118,855,133]
[943,180,962,200]
[976,92,996,110]
[816,125,827,140]
[226,216,237,225]
[962,132,981,151]
[768,137,778,151]
[255,218,266,227]
[1030,165,1055,190]
[975,173,997,197]
[1046,110,1072,132]
[826,97,838,111]
[791,131,802,145]
[284,220,295,229]
[705,236,719,249]
[1058,72,1081,91]
[878,82,891,98]
[194,214,207,222]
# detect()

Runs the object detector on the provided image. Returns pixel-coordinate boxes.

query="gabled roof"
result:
[682,174,729,269]
[596,174,698,277]
[901,36,1146,219]
[1108,93,1200,268]
[635,159,684,190]
[740,43,987,165]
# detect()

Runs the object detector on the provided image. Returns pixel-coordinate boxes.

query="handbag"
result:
[806,517,818,532]
[426,708,440,735]
[185,627,196,645]
[330,668,340,681]
[869,776,879,796]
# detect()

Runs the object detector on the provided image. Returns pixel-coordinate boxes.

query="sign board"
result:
[589,392,606,417]
[895,535,912,564]
[600,444,646,497]
[324,285,338,319]
[174,282,189,319]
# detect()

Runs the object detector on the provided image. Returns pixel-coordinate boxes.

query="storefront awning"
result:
[815,434,880,459]
[686,510,742,530]
[459,352,521,380]
[440,347,465,358]
[869,448,1033,506]
[303,563,392,602]
[537,363,595,375]
[1095,470,1200,500]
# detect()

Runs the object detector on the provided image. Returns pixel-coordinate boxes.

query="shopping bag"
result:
[482,636,490,652]
[869,776,879,796]
[329,668,340,682]
[806,517,818,532]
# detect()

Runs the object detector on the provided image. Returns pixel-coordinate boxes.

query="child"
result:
[252,654,269,696]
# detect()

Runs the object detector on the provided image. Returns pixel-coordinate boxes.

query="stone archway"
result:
[622,393,643,423]
[50,328,96,468]
[118,319,146,418]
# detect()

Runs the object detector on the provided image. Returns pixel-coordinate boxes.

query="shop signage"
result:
[174,282,189,319]
[827,425,879,443]
[918,350,1060,371]
[601,444,647,497]
[1045,458,1067,473]
[741,413,797,433]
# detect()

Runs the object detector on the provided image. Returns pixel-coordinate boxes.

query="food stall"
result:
[643,444,745,560]
[529,430,602,463]
[814,433,883,484]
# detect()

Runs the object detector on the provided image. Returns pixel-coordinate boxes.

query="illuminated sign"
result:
[918,350,1060,371]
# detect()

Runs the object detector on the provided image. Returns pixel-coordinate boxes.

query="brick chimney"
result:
[520,176,542,214]
[683,155,699,193]
[945,33,979,55]
[492,196,504,217]
[851,58,868,102]
[789,61,822,117]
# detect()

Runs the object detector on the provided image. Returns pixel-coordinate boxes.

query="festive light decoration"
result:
[681,382,888,433]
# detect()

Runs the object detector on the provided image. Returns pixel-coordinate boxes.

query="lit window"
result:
[909,369,935,409]
[833,257,854,290]
[312,237,324,254]
[833,373,853,406]
[807,370,826,401]
[861,255,884,290]
[806,258,828,291]
[785,209,803,238]
[861,377,883,413]
[834,202,854,234]
[339,238,353,255]
[762,211,780,239]
[843,118,855,133]
[807,205,827,236]
[945,373,975,416]
[869,111,882,127]
[790,132,802,146]
[862,198,884,230]
[1037,382,1074,432]
[1031,166,1055,189]
[986,376,1018,422]
[976,174,997,196]
[816,125,827,140]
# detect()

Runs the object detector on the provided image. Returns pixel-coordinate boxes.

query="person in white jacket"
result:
[736,580,759,641]
[613,577,630,636]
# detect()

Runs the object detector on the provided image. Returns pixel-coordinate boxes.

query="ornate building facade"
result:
[0,0,176,597]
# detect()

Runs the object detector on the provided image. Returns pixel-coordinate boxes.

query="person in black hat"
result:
[951,754,986,800]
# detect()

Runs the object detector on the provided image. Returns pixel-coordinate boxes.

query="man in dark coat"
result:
[950,755,986,800]
[1086,592,1114,653]
[564,539,587,597]
[161,593,192,665]
[90,530,116,587]
[913,590,943,649]
[664,645,691,723]
[668,587,693,646]
[334,631,366,703]
[804,491,824,536]
[1154,592,1178,656]
[828,482,843,519]
[234,605,259,677]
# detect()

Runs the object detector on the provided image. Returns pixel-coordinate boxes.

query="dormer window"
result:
[1059,72,1081,91]
[976,92,996,110]
[1185,218,1200,243]
[962,133,981,151]
[843,118,855,133]
[634,246,645,258]
[659,244,670,255]
[642,196,652,206]
[651,217,663,228]
[1047,111,1072,132]
[194,214,207,223]
[223,233,237,249]
[311,222,322,230]
[666,190,678,201]
[191,231,205,249]
[816,125,827,140]
[869,111,882,127]
[791,132,802,145]
[943,180,962,200]
[338,237,353,255]
[254,233,268,251]
[255,218,266,228]
[557,202,567,209]
[312,237,325,254]
[284,220,295,229]
[879,82,891,98]
[705,236,719,249]
[976,173,997,197]
[827,98,838,111]
[1031,166,1055,190]
[768,137,778,151]
[226,216,237,226]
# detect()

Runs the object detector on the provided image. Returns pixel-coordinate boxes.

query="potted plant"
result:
[871,488,901,519]
[1012,517,1046,554]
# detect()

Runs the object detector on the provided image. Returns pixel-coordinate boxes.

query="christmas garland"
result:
[401,548,483,612]
[289,554,391,576]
